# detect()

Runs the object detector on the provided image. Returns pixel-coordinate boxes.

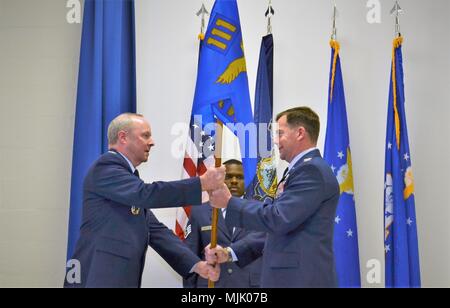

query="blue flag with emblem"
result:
[189,0,256,188]
[66,0,137,260]
[324,40,361,287]
[246,34,277,201]
[384,37,421,288]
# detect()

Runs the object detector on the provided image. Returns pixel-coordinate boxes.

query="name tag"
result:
[201,225,212,232]
[304,158,312,162]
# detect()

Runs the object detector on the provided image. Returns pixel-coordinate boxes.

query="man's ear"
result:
[297,126,306,141]
[118,130,127,144]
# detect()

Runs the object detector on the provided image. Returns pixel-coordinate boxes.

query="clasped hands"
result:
[193,260,220,282]
[204,244,230,264]
[199,166,232,209]
[193,244,231,281]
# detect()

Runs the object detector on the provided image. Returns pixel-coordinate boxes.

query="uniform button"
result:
[227,268,233,274]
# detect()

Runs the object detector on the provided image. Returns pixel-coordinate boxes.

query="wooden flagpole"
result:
[208,119,223,288]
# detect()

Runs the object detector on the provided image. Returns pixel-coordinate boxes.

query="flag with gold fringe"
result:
[384,36,421,288]
[324,40,361,287]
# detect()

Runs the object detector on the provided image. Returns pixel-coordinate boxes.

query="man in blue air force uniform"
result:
[183,160,263,288]
[207,107,340,288]
[64,113,223,288]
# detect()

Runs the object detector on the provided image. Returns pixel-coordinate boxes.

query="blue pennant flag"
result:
[189,0,256,188]
[246,34,277,201]
[324,40,361,287]
[384,37,421,288]
[176,0,256,240]
[66,0,137,260]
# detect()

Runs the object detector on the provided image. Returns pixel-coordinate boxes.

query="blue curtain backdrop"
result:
[66,0,137,260]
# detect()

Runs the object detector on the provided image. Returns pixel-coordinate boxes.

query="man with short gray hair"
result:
[65,113,224,288]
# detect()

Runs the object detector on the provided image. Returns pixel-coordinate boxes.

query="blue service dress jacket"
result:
[225,149,340,288]
[183,204,264,288]
[64,150,203,288]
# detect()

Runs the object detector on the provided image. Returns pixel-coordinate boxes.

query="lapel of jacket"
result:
[208,206,232,241]
[108,149,134,174]
[108,150,146,217]
[287,149,322,181]
[230,226,243,241]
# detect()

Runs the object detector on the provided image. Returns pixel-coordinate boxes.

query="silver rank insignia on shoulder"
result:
[184,224,192,239]
[131,206,140,215]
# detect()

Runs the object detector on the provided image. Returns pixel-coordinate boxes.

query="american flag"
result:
[175,116,216,239]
